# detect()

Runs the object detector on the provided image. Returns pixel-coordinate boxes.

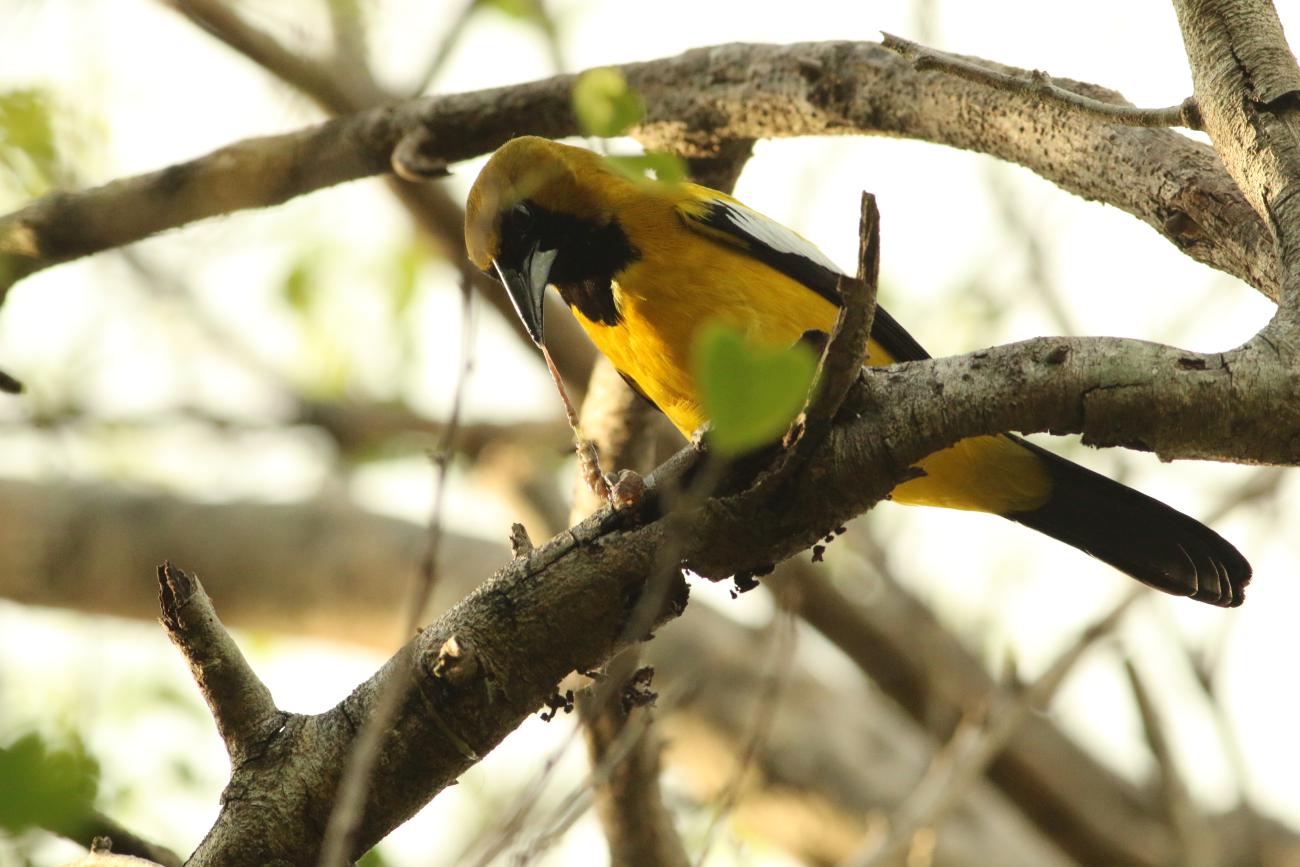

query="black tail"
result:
[1005,437,1251,607]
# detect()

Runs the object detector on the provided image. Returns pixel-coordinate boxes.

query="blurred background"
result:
[0,1,1296,865]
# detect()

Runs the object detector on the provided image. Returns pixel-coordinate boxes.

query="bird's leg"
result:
[542,345,643,509]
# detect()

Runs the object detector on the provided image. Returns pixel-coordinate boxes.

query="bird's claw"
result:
[606,469,646,510]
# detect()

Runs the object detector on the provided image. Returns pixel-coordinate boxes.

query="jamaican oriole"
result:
[464,135,1250,606]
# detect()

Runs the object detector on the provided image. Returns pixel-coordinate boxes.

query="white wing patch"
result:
[715,201,845,276]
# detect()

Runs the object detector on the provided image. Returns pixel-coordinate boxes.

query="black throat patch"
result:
[505,201,640,327]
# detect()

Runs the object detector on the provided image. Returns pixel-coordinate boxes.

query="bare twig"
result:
[0,367,23,394]
[844,589,1141,867]
[407,0,479,96]
[161,0,595,392]
[769,551,1170,867]
[47,810,183,867]
[1123,654,1217,867]
[156,562,285,766]
[317,282,477,867]
[410,281,477,634]
[798,193,880,436]
[693,611,797,866]
[882,32,1203,129]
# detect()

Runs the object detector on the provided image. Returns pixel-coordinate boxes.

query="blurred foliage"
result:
[572,68,686,183]
[0,731,99,834]
[572,68,644,138]
[479,0,555,30]
[0,88,61,200]
[692,321,817,454]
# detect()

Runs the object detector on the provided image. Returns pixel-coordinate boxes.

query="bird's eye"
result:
[511,202,534,229]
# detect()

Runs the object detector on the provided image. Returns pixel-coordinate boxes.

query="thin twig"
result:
[693,610,797,866]
[806,192,881,432]
[1123,654,1217,867]
[156,562,285,766]
[0,367,22,394]
[407,0,479,96]
[317,281,477,867]
[843,588,1142,867]
[882,32,1203,130]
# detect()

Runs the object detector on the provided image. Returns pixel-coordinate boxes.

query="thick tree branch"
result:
[1171,0,1300,320]
[12,474,1294,865]
[0,41,1278,303]
[173,314,1294,861]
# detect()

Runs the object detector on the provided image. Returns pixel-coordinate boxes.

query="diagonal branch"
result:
[157,562,285,767]
[176,318,1292,862]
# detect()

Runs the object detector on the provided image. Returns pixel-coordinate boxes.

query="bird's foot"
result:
[605,469,646,510]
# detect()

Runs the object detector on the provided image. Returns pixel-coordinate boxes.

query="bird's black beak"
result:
[492,242,558,346]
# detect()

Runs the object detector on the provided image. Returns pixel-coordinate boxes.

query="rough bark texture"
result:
[0,41,1279,303]
[6,8,1300,865]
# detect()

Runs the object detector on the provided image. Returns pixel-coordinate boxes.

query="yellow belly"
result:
[566,227,1049,515]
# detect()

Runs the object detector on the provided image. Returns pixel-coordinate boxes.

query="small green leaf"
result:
[0,732,99,833]
[573,68,644,138]
[606,152,687,185]
[0,89,61,195]
[479,0,543,20]
[281,260,314,314]
[692,322,818,455]
[390,242,423,317]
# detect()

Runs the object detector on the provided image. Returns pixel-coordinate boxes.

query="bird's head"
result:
[465,136,615,345]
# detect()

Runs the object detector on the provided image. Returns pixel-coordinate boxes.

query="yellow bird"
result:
[465,135,1250,606]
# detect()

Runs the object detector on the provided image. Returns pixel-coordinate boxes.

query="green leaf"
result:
[0,732,99,833]
[281,259,315,314]
[479,0,543,20]
[0,89,61,195]
[606,152,687,185]
[390,242,423,317]
[692,322,818,455]
[572,68,644,138]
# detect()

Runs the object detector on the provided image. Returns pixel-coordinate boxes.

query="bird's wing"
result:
[676,188,931,362]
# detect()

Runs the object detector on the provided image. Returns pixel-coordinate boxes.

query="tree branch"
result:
[157,562,285,767]
[845,591,1139,867]
[162,0,597,393]
[0,41,1278,303]
[1170,0,1300,321]
[883,32,1203,129]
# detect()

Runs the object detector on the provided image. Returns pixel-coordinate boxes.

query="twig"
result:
[1123,654,1217,867]
[317,282,477,867]
[761,192,879,495]
[574,654,687,867]
[408,0,480,97]
[804,193,880,430]
[156,562,285,766]
[0,367,23,394]
[411,280,477,634]
[47,810,183,867]
[843,588,1142,867]
[882,32,1203,130]
[161,0,596,392]
[693,610,797,866]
